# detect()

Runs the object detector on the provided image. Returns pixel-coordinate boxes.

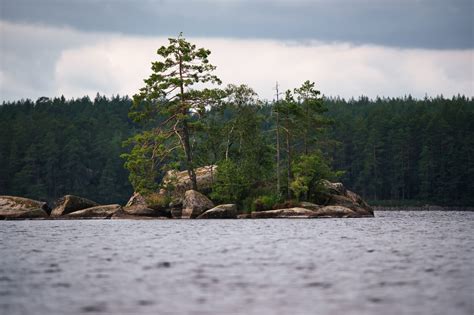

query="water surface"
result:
[1,211,473,315]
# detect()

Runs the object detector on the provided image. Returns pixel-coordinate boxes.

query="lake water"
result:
[1,211,473,315]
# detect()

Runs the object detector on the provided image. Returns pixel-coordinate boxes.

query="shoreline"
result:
[373,206,474,211]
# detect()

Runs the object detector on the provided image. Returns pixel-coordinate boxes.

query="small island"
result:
[0,165,373,220]
[0,35,378,221]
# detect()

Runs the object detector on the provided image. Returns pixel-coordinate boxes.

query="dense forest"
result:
[0,95,135,204]
[1,94,472,206]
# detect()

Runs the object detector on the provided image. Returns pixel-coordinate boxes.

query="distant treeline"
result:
[322,95,474,206]
[0,94,472,206]
[0,95,134,204]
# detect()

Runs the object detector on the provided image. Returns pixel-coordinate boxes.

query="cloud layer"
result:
[2,0,473,49]
[1,21,473,102]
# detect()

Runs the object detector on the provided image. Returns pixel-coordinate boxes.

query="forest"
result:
[1,35,473,208]
[1,94,472,206]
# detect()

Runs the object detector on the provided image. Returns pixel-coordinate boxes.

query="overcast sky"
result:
[1,0,473,101]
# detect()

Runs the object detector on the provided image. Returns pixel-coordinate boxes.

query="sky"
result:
[1,0,473,101]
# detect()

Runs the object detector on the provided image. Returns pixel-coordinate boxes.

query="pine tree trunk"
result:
[276,110,281,195]
[179,55,197,191]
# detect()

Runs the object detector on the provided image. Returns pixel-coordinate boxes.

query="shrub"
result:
[145,193,171,210]
[253,194,281,211]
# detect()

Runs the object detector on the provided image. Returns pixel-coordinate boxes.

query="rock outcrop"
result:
[125,192,147,208]
[0,196,49,219]
[162,165,217,197]
[316,180,374,217]
[298,201,321,211]
[251,207,316,219]
[123,205,170,217]
[51,195,99,217]
[124,192,171,217]
[64,204,122,219]
[310,205,360,218]
[181,190,214,219]
[197,204,238,219]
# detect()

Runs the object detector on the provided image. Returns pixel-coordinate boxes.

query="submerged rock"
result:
[64,204,121,219]
[0,196,49,219]
[181,190,214,219]
[111,209,169,220]
[197,204,238,219]
[251,207,316,219]
[51,195,98,217]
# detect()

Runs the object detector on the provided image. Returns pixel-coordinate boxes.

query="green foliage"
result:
[145,193,171,209]
[290,152,341,201]
[1,63,472,208]
[253,194,281,211]
[120,131,161,195]
[0,94,134,204]
[123,33,223,192]
[210,159,247,204]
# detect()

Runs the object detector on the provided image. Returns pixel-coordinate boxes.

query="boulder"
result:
[123,205,170,217]
[51,195,98,217]
[171,208,182,219]
[251,207,316,219]
[124,192,171,217]
[310,205,367,218]
[299,201,321,211]
[317,180,373,217]
[64,204,122,219]
[237,213,251,219]
[125,192,147,207]
[197,204,238,219]
[181,190,214,218]
[0,196,49,219]
[162,165,217,198]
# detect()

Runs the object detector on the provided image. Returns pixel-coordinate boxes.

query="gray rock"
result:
[51,195,98,217]
[310,205,361,218]
[318,180,374,217]
[197,204,238,219]
[251,207,316,219]
[124,192,171,217]
[123,205,170,217]
[64,204,122,219]
[299,201,321,211]
[162,165,217,198]
[0,196,49,219]
[181,190,214,218]
[125,192,147,207]
[171,208,182,219]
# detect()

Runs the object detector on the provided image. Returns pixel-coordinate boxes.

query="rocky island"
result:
[0,167,373,220]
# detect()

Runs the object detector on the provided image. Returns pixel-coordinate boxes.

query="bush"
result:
[145,193,171,210]
[290,152,342,201]
[210,159,248,204]
[253,194,281,211]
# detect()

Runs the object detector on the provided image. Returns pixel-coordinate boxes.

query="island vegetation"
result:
[0,35,472,211]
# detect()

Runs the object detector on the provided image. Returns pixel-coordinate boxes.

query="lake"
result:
[1,211,473,315]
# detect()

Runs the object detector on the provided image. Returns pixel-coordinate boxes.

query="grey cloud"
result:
[1,0,473,49]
